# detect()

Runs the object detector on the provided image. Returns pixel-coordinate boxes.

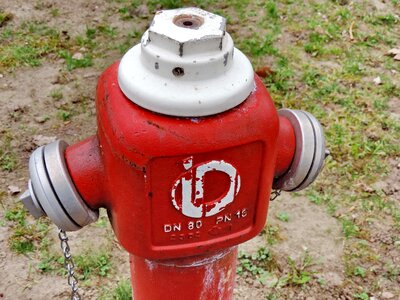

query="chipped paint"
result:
[223,52,229,66]
[171,158,241,218]
[200,263,215,300]
[154,247,233,268]
[131,248,238,299]
[144,258,157,271]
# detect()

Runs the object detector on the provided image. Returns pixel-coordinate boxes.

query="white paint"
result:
[156,247,234,268]
[216,208,248,224]
[171,157,240,218]
[117,7,254,117]
[217,267,228,300]
[200,263,215,300]
[183,156,193,170]
[144,259,157,271]
[149,7,226,47]
[188,220,202,230]
[163,223,181,232]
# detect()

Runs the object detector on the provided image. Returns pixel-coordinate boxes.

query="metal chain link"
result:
[58,228,81,300]
[269,189,281,201]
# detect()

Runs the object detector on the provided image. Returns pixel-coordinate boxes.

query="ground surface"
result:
[0,0,399,299]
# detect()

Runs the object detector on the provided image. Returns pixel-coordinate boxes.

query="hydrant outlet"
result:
[20,140,99,231]
[273,109,326,191]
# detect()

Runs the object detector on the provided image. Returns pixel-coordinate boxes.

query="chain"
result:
[269,189,281,201]
[58,228,81,300]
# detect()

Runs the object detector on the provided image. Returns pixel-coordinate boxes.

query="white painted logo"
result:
[171,157,241,218]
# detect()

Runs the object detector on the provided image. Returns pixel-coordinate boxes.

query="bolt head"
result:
[20,182,45,218]
[146,7,226,56]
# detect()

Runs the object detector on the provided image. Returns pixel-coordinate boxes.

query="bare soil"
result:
[0,1,399,299]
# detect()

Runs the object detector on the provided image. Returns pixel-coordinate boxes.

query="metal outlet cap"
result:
[20,140,99,231]
[118,7,255,117]
[273,109,326,191]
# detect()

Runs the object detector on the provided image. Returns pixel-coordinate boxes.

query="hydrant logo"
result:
[171,156,241,218]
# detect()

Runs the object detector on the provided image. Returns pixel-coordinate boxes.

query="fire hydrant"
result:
[20,7,326,300]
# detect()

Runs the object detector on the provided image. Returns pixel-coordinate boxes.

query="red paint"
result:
[130,247,237,300]
[275,116,296,178]
[65,62,296,260]
[65,136,106,209]
[63,61,298,300]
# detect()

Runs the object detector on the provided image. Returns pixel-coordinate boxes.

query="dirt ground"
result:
[0,0,399,299]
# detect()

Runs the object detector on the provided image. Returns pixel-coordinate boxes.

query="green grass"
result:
[276,212,289,222]
[37,252,63,273]
[0,22,64,70]
[227,0,399,294]
[0,20,122,72]
[50,88,64,101]
[262,224,281,245]
[1,0,399,298]
[0,10,13,27]
[74,250,112,280]
[341,218,361,238]
[58,50,93,71]
[0,131,18,172]
[283,252,315,286]
[237,247,276,285]
[354,266,367,278]
[354,292,369,300]
[57,109,72,121]
[100,280,133,300]
[4,205,49,254]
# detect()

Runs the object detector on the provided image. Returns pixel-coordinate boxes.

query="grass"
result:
[353,266,367,278]
[227,0,399,295]
[262,224,281,245]
[74,250,112,280]
[59,50,93,71]
[276,212,290,222]
[100,280,132,300]
[237,247,276,285]
[0,10,13,27]
[354,292,369,300]
[1,0,399,298]
[50,88,63,101]
[0,22,64,70]
[35,243,113,283]
[4,204,49,254]
[283,252,315,287]
[237,248,317,290]
[57,109,72,121]
[0,20,122,72]
[0,131,18,172]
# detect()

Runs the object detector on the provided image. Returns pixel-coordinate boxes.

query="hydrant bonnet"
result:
[118,7,255,117]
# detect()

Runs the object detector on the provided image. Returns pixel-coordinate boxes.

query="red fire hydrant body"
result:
[20,7,326,300]
[66,62,292,259]
[64,62,294,299]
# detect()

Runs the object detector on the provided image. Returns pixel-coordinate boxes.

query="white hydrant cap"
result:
[118,7,255,117]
